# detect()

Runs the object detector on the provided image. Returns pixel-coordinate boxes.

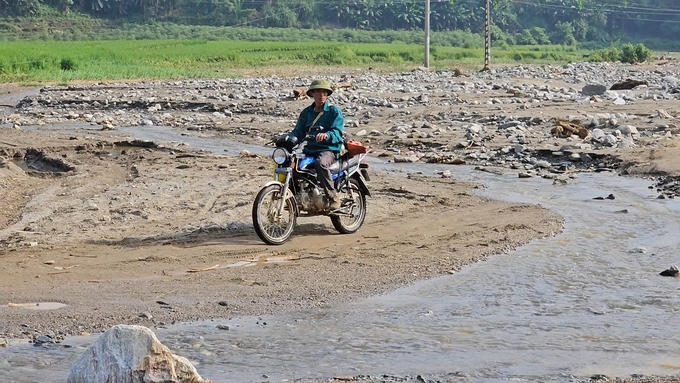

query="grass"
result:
[0,39,589,84]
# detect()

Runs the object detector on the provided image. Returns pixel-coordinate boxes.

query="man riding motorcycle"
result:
[285,79,345,210]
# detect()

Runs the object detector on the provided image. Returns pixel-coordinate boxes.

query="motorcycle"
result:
[252,127,371,245]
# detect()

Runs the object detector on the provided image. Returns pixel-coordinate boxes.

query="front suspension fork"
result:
[275,168,292,219]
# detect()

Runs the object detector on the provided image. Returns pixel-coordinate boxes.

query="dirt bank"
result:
[0,126,562,341]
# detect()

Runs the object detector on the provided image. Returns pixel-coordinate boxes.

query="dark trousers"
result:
[313,151,337,198]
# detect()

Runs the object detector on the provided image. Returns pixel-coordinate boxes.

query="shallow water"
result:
[2,125,680,383]
[3,302,68,310]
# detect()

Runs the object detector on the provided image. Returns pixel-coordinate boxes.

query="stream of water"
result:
[2,126,680,383]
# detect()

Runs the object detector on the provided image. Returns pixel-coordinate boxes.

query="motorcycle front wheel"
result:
[252,184,297,245]
[331,178,367,234]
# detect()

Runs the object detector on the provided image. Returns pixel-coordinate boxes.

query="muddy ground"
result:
[1,62,680,383]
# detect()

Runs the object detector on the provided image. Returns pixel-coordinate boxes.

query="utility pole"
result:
[483,0,491,71]
[424,0,430,68]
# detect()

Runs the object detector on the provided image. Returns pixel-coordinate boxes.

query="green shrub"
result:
[493,40,509,50]
[512,52,523,61]
[620,42,651,63]
[620,43,636,63]
[539,52,566,61]
[29,59,46,70]
[516,29,536,45]
[514,27,551,45]
[530,27,551,45]
[60,57,77,70]
[490,24,506,42]
[589,46,620,62]
[634,43,652,62]
[552,22,576,46]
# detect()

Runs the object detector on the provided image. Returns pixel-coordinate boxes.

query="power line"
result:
[590,0,680,12]
[511,0,680,21]
[512,0,680,16]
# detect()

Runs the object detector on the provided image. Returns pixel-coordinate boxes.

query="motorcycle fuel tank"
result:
[298,156,314,170]
[298,155,340,180]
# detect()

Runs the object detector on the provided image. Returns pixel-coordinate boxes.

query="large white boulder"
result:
[67,325,211,383]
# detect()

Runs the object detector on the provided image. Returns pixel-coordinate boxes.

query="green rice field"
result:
[0,39,587,83]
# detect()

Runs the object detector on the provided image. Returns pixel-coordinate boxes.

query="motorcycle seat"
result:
[328,155,361,174]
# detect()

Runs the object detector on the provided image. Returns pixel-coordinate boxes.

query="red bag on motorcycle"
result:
[345,139,368,156]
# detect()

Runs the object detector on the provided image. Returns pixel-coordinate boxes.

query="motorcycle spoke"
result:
[330,180,366,235]
[258,189,294,240]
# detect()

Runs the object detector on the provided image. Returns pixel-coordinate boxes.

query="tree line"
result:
[2,0,680,46]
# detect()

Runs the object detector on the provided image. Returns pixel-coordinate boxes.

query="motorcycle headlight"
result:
[272,148,288,165]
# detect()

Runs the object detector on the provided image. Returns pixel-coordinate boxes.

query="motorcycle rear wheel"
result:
[331,178,366,234]
[252,184,297,245]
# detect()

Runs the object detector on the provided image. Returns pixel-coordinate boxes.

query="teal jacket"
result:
[289,100,344,155]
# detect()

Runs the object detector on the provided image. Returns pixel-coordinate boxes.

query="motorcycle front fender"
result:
[350,173,371,197]
[263,181,296,201]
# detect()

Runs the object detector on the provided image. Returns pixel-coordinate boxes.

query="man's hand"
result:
[315,133,328,142]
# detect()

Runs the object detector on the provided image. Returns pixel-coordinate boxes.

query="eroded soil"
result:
[0,127,562,342]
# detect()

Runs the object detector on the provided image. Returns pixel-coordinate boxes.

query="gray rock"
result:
[35,335,55,345]
[393,155,419,163]
[663,76,679,86]
[466,124,483,134]
[618,135,636,148]
[514,144,527,154]
[591,128,605,140]
[613,98,626,105]
[618,125,639,136]
[601,134,618,146]
[581,84,607,96]
[67,325,208,383]
[499,121,521,129]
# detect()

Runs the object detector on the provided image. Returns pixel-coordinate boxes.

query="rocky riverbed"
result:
[1,61,680,383]
[4,61,680,194]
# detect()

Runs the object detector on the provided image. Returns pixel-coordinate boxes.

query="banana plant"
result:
[395,0,424,29]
